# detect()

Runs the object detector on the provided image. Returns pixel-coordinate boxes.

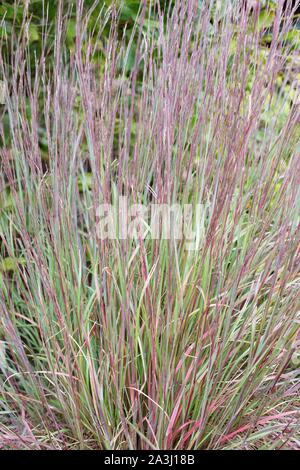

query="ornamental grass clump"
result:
[0,0,299,449]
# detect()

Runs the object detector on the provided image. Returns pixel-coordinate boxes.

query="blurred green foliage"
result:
[0,1,178,84]
[0,1,299,148]
[1,1,299,72]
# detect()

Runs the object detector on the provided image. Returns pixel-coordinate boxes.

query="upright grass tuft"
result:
[0,0,299,449]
